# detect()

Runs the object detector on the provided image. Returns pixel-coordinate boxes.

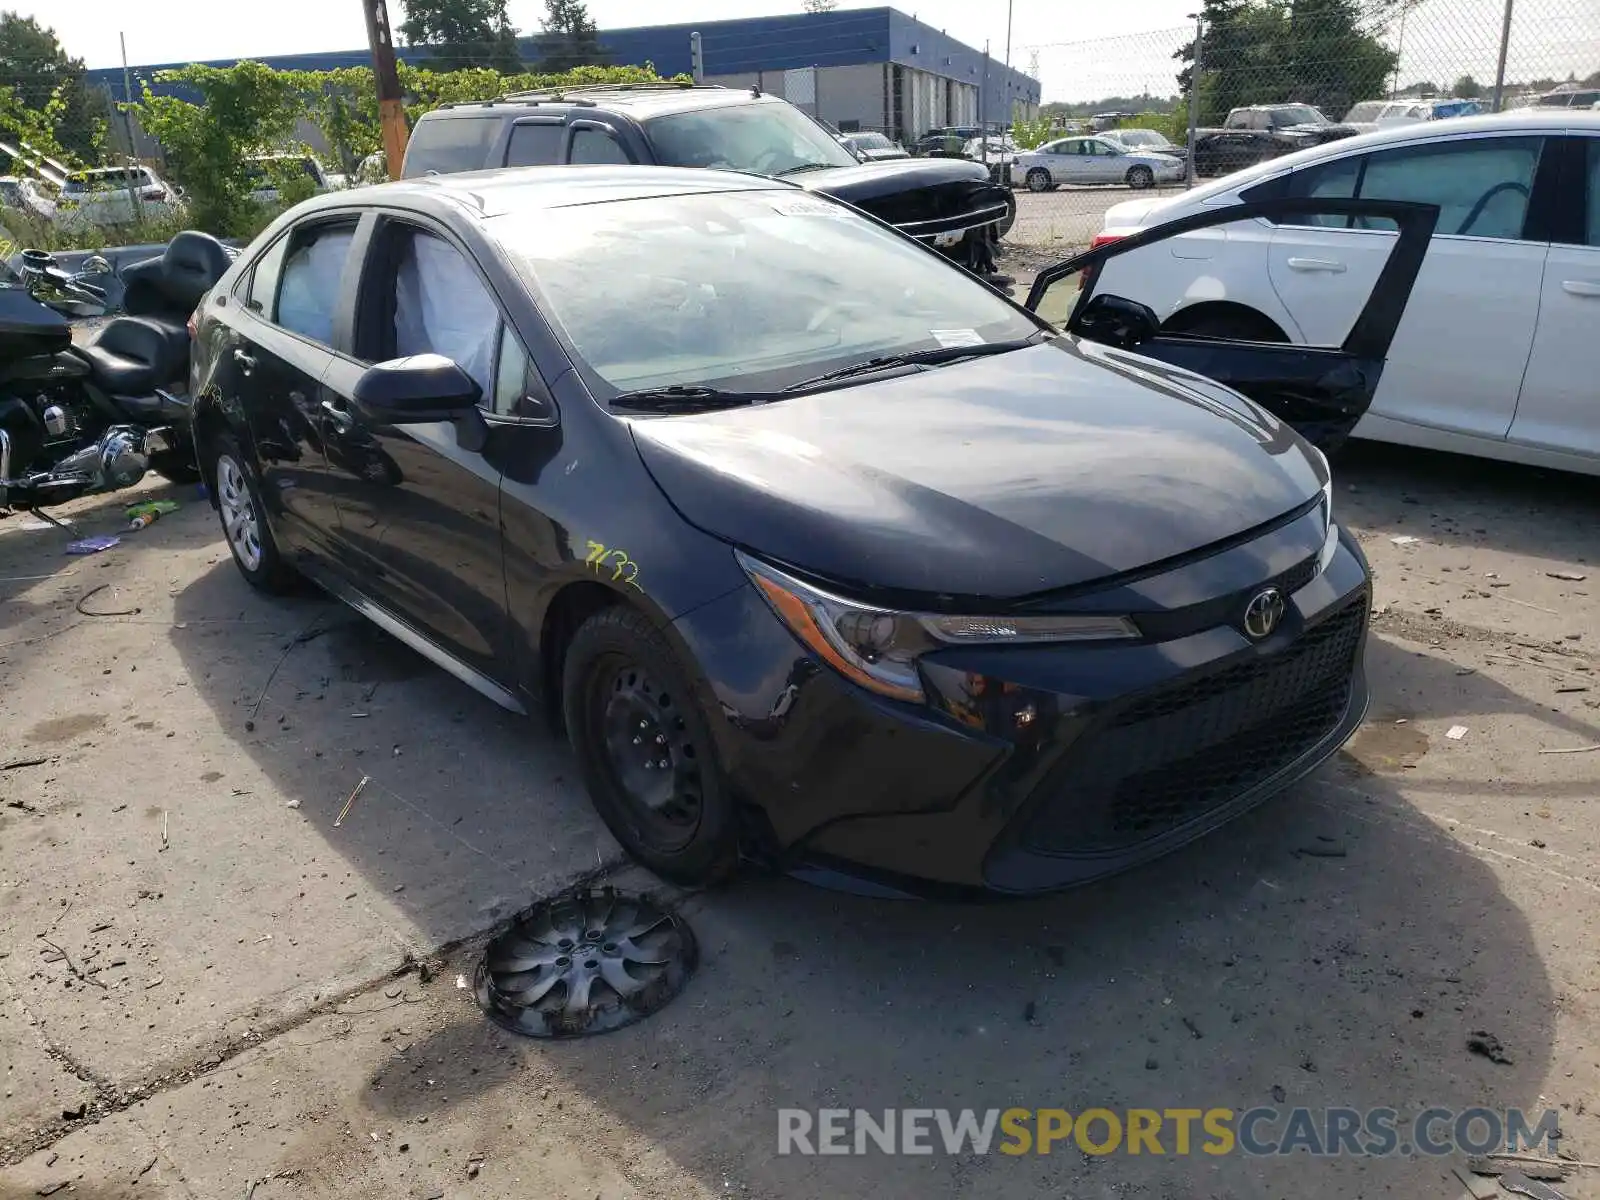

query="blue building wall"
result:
[86,6,1038,118]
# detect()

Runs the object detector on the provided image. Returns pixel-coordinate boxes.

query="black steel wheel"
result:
[562,606,737,885]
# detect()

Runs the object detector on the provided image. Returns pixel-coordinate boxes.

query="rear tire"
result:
[209,434,298,594]
[1025,168,1054,193]
[1126,165,1155,190]
[562,605,738,886]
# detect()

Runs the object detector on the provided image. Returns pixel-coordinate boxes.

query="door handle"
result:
[320,399,355,434]
[232,348,256,375]
[1562,280,1600,297]
[1286,257,1347,273]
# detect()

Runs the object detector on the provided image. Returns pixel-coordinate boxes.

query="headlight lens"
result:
[738,551,1138,703]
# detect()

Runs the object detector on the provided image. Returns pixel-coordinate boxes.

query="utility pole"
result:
[1490,0,1515,112]
[690,31,704,82]
[118,33,145,223]
[1185,13,1204,188]
[361,0,408,180]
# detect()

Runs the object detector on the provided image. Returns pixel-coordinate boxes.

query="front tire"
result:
[1126,165,1155,189]
[210,434,298,594]
[1025,168,1054,193]
[562,606,738,886]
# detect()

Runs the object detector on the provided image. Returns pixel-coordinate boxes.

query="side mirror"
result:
[352,353,481,424]
[1074,294,1160,349]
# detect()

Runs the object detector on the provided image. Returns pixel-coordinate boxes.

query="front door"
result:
[1259,133,1549,440]
[1509,135,1600,458]
[215,216,363,560]
[317,218,517,683]
[1027,196,1438,453]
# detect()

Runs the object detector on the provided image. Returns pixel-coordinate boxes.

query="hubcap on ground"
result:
[597,660,702,851]
[217,454,262,572]
[476,888,697,1038]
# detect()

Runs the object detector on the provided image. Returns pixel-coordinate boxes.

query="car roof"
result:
[289,164,787,220]
[1185,107,1600,200]
[427,85,778,121]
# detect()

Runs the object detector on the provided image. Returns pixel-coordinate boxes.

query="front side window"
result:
[569,128,631,165]
[1585,138,1600,247]
[490,189,1041,397]
[645,102,858,176]
[274,221,358,345]
[390,229,502,400]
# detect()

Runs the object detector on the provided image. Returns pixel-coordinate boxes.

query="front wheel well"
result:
[537,581,630,730]
[1160,301,1290,342]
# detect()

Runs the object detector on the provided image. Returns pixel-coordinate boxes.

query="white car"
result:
[1344,97,1484,133]
[1014,135,1185,192]
[25,166,182,229]
[243,154,334,205]
[1088,110,1600,474]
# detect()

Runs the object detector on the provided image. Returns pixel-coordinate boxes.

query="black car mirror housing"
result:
[1076,294,1160,349]
[353,353,482,424]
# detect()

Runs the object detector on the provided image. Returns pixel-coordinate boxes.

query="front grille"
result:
[1020,596,1366,855]
[1132,549,1321,644]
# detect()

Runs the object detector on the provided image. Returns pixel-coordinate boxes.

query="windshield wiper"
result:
[776,163,834,177]
[610,384,775,414]
[784,337,1043,391]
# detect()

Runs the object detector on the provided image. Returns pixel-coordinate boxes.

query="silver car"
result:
[1013,135,1185,192]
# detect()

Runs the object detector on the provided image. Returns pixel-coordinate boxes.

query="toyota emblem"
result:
[1242,587,1286,640]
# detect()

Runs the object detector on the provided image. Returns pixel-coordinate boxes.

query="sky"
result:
[17,0,1599,103]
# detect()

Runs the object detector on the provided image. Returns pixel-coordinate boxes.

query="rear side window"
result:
[505,122,564,167]
[402,115,499,177]
[569,128,631,165]
[275,221,358,345]
[1586,139,1600,247]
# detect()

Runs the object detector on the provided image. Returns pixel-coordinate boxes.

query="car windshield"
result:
[491,189,1040,397]
[64,168,153,194]
[645,102,859,176]
[1275,106,1329,126]
[849,132,893,150]
[1114,130,1170,148]
[1344,101,1386,122]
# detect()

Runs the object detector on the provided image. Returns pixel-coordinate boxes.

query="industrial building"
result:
[88,7,1039,150]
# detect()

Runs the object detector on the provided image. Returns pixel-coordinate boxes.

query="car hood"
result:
[628,340,1325,601]
[1127,150,1183,164]
[796,158,1006,231]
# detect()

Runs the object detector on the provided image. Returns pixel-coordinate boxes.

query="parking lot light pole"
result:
[1185,13,1204,188]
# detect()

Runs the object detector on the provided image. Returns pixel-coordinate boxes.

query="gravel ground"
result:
[0,436,1596,1199]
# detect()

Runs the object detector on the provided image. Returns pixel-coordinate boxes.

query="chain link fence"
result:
[1006,0,1600,250]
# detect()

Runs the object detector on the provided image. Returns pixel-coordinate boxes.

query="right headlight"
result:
[737,551,1139,704]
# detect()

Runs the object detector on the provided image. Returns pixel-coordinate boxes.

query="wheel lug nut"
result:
[644,761,654,770]
[632,736,642,745]
[639,720,647,729]
[657,758,669,769]
[655,734,666,745]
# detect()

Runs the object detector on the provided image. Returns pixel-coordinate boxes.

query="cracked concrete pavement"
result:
[0,437,1596,1199]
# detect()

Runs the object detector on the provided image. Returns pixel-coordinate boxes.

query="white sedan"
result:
[1087,109,1600,476]
[27,166,182,230]
[1014,135,1185,192]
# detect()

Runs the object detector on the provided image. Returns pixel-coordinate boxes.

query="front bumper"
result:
[672,514,1371,897]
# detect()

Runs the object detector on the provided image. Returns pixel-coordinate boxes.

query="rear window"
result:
[64,168,153,193]
[402,114,500,178]
[505,122,563,167]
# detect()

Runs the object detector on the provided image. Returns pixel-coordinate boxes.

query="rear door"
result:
[212,214,363,559]
[1508,135,1600,459]
[1252,132,1550,440]
[1027,196,1439,453]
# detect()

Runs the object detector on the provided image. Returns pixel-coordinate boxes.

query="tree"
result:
[0,13,105,164]
[539,0,602,72]
[1175,0,1396,126]
[399,0,522,73]
[1452,74,1483,98]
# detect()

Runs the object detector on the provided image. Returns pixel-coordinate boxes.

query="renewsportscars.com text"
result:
[776,1106,1561,1157]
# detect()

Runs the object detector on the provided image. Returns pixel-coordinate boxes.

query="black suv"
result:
[401,83,1014,277]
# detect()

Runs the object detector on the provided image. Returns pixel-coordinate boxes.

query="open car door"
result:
[1024,198,1439,452]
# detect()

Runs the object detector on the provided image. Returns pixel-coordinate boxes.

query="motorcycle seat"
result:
[75,315,189,396]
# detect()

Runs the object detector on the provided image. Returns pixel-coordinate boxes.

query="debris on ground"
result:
[1540,742,1600,754]
[126,499,180,530]
[1467,1030,1513,1064]
[1498,1170,1570,1200]
[0,756,48,771]
[64,534,120,555]
[1547,571,1587,582]
[1391,535,1421,545]
[1454,1164,1501,1199]
[1446,725,1469,740]
[334,775,370,827]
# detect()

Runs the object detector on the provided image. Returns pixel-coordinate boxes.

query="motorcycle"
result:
[0,231,233,511]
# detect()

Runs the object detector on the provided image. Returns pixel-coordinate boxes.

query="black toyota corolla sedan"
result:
[190,167,1432,896]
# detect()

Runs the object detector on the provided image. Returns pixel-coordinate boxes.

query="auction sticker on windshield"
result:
[766,196,847,218]
[930,328,985,348]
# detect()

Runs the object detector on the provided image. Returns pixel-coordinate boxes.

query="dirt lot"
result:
[1,438,1597,1200]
